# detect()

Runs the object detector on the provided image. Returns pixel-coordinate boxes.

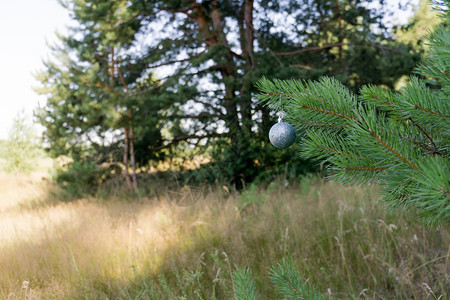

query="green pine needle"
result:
[269,258,329,300]
[233,267,259,300]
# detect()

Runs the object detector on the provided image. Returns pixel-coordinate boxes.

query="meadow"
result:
[0,166,448,299]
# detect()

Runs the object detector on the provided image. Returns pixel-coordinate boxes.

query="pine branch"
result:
[409,157,450,227]
[151,133,223,151]
[144,50,207,69]
[415,25,450,86]
[398,77,450,130]
[410,119,438,152]
[367,128,418,170]
[298,119,347,128]
[320,146,355,158]
[343,166,388,171]
[300,129,359,162]
[360,85,407,118]
[257,77,357,129]
[413,104,450,118]
[275,42,353,56]
[275,42,396,56]
[256,1,450,227]
[301,105,353,121]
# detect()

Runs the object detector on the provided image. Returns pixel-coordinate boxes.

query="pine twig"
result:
[367,128,418,170]
[302,105,353,120]
[414,105,450,118]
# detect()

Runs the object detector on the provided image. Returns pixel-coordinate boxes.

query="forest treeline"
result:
[34,0,432,194]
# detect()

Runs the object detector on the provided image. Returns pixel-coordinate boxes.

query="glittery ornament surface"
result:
[269,122,296,148]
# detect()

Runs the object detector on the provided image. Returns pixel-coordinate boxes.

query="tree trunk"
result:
[123,128,133,191]
[211,0,247,187]
[111,47,133,191]
[192,0,240,138]
[128,115,138,191]
[191,0,258,188]
[239,0,255,134]
[117,59,138,192]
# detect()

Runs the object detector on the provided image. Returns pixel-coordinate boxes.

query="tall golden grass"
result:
[0,172,448,299]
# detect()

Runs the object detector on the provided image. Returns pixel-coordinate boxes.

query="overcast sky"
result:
[0,0,418,140]
[0,0,71,140]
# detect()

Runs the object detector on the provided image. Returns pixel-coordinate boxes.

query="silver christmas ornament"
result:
[269,121,296,148]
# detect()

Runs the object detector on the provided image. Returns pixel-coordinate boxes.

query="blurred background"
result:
[0,0,440,193]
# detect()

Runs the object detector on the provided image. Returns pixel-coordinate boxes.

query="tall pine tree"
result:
[35,0,164,192]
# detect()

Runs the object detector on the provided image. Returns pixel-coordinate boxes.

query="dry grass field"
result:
[0,166,448,299]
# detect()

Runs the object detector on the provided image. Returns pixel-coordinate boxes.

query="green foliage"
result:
[257,2,450,227]
[416,11,450,86]
[232,260,328,300]
[269,258,328,300]
[34,0,167,192]
[395,0,441,48]
[0,112,42,174]
[192,136,318,188]
[55,161,109,198]
[233,267,259,300]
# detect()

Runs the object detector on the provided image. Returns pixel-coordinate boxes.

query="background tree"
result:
[0,111,42,174]
[35,0,166,192]
[393,0,442,89]
[395,0,441,48]
[36,0,421,192]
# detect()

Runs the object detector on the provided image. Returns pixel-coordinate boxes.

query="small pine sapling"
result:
[232,259,329,300]
[233,267,259,300]
[268,258,328,299]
